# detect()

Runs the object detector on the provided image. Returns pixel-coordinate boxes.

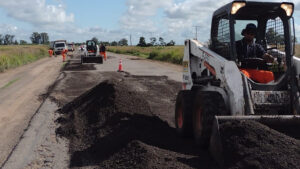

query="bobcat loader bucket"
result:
[209,115,300,166]
[81,55,103,64]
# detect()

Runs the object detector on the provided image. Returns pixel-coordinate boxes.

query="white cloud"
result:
[0,24,18,33]
[162,0,300,43]
[120,0,172,32]
[0,0,74,28]
[0,24,32,41]
[1,0,300,45]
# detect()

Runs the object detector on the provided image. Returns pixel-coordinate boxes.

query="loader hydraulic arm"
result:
[183,39,245,115]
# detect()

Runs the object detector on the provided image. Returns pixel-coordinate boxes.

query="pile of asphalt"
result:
[219,120,300,169]
[55,76,217,169]
[55,71,300,169]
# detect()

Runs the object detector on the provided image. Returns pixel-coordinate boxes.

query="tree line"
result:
[86,36,175,47]
[30,32,49,44]
[0,34,19,45]
[0,32,50,45]
[88,37,129,46]
[137,37,175,47]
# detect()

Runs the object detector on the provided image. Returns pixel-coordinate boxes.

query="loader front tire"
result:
[175,90,194,137]
[193,91,226,147]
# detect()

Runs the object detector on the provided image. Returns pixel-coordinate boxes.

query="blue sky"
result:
[61,0,126,30]
[0,0,299,45]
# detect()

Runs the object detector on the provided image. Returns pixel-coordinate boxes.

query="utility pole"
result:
[193,26,201,40]
[130,34,132,46]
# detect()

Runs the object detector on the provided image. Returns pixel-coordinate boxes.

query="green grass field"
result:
[107,46,184,64]
[295,44,300,57]
[108,44,300,65]
[0,45,48,72]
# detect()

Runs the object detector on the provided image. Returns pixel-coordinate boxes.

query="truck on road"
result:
[54,40,67,55]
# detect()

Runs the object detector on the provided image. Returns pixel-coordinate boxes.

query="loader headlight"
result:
[231,2,246,15]
[281,3,293,17]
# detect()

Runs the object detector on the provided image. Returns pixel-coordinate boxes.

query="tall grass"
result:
[0,45,48,72]
[107,46,184,64]
[295,44,300,57]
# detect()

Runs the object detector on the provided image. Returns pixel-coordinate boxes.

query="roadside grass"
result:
[107,46,184,64]
[1,77,20,89]
[295,44,300,57]
[0,45,48,72]
[108,44,300,64]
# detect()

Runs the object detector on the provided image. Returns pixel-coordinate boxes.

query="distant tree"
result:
[146,42,152,46]
[0,34,3,45]
[30,32,41,44]
[4,34,9,45]
[166,40,175,46]
[150,37,156,46]
[4,34,14,45]
[159,37,166,46]
[266,28,276,44]
[14,40,19,45]
[40,32,49,44]
[118,38,128,46]
[111,41,118,46]
[92,37,99,44]
[100,41,110,46]
[20,40,28,45]
[265,28,284,45]
[137,37,147,47]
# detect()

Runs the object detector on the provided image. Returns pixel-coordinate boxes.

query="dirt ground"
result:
[0,56,62,167]
[51,55,300,169]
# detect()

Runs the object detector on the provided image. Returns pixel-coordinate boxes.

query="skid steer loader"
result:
[81,40,103,64]
[175,1,300,166]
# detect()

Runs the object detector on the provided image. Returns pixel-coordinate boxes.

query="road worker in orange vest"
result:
[100,43,107,61]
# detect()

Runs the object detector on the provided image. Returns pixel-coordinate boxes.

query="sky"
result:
[0,0,300,45]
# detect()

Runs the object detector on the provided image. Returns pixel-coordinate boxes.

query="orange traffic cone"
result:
[118,59,123,72]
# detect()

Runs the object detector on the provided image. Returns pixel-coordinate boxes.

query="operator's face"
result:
[244,32,255,41]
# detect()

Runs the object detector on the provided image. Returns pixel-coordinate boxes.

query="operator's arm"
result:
[262,53,275,63]
[256,44,274,63]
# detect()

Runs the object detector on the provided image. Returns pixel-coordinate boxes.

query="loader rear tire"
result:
[175,90,194,137]
[193,91,226,147]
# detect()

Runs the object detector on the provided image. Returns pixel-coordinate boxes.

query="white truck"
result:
[54,40,67,55]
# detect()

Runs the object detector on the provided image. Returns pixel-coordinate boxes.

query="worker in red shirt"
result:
[62,49,67,62]
[48,49,53,57]
[100,43,107,61]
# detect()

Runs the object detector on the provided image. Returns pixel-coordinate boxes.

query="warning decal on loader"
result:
[183,61,189,72]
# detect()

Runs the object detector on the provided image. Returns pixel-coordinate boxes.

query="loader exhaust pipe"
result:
[209,115,300,166]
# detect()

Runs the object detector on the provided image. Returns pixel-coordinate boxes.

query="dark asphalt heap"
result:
[220,120,300,169]
[55,71,300,169]
[55,75,217,169]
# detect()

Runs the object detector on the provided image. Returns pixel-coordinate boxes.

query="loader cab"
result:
[86,40,97,53]
[210,1,295,88]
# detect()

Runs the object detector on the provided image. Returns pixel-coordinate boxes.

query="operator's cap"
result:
[242,23,257,35]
